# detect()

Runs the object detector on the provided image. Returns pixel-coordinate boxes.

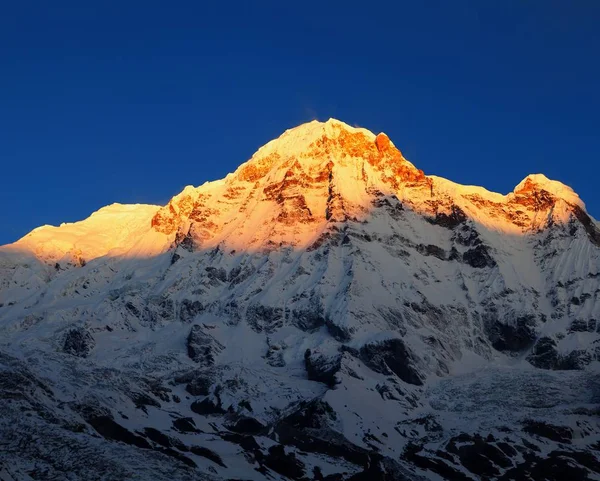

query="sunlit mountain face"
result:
[1,119,599,480]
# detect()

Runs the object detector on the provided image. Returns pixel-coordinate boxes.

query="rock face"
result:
[63,327,95,357]
[0,119,599,480]
[187,325,224,366]
[359,339,424,386]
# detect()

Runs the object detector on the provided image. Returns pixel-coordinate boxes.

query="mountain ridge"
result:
[1,118,599,480]
[3,118,593,263]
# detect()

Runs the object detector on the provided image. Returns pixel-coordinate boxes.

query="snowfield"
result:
[0,119,599,480]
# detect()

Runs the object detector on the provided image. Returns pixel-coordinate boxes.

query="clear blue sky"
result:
[1,1,599,244]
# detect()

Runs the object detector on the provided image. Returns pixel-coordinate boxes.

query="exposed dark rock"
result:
[143,427,172,448]
[176,230,195,252]
[291,309,327,331]
[227,416,266,435]
[191,397,226,416]
[63,327,95,358]
[498,449,594,481]
[86,415,151,449]
[462,244,496,268]
[265,344,286,367]
[325,318,352,342]
[273,400,376,468]
[179,299,204,323]
[454,225,482,247]
[145,296,175,324]
[256,445,306,480]
[522,420,573,443]
[359,339,424,386]
[572,205,600,247]
[527,337,592,370]
[202,266,226,284]
[279,400,338,430]
[228,264,256,285]
[569,319,597,333]
[0,358,54,401]
[125,301,141,317]
[487,315,536,352]
[190,445,227,467]
[129,391,161,411]
[416,244,446,260]
[527,337,560,369]
[347,456,414,481]
[403,443,474,481]
[185,371,214,396]
[304,349,341,387]
[172,417,200,433]
[220,432,261,451]
[246,304,284,333]
[187,325,224,365]
[445,433,511,477]
[429,205,468,229]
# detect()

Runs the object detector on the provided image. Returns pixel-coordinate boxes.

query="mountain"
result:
[1,119,599,481]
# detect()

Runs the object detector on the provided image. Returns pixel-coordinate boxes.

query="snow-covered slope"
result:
[1,119,599,481]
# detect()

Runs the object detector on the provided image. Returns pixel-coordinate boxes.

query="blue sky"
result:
[1,1,599,244]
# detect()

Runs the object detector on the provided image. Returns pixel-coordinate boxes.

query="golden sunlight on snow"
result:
[2,119,591,264]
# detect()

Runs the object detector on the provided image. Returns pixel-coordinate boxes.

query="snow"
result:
[513,173,585,209]
[10,203,166,263]
[1,118,599,480]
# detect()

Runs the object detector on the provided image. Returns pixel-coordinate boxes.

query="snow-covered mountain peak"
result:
[512,173,585,209]
[3,119,596,265]
[7,203,163,265]
[1,120,600,481]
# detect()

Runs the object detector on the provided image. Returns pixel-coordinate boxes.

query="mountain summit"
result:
[10,119,592,264]
[1,120,599,480]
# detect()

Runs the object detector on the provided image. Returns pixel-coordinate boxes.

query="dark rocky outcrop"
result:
[205,266,228,283]
[486,315,536,352]
[179,299,204,323]
[429,205,468,229]
[129,391,161,411]
[190,397,226,416]
[416,244,447,260]
[172,417,200,433]
[265,344,286,367]
[63,327,95,358]
[498,449,598,481]
[403,443,474,481]
[462,244,496,268]
[290,309,327,332]
[527,337,592,370]
[185,371,215,396]
[406,432,600,481]
[143,427,187,450]
[86,414,151,449]
[256,445,306,479]
[246,304,284,333]
[445,433,512,477]
[527,337,560,369]
[304,349,341,387]
[227,415,266,435]
[187,325,224,366]
[189,445,227,467]
[359,339,424,386]
[522,420,573,443]
[220,432,261,451]
[572,205,600,247]
[569,319,597,333]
